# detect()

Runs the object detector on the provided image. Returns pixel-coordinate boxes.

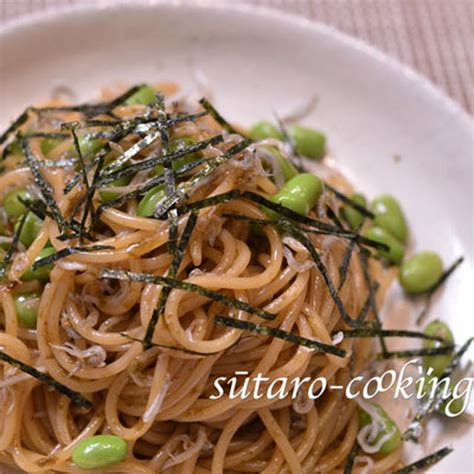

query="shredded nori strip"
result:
[279,219,355,326]
[392,446,453,473]
[338,237,357,291]
[152,139,251,219]
[120,333,204,356]
[177,190,242,215]
[416,256,464,324]
[0,108,31,146]
[403,337,473,441]
[60,111,207,133]
[0,211,28,278]
[31,84,144,118]
[199,98,239,135]
[240,191,387,251]
[79,151,107,239]
[21,131,70,141]
[0,350,92,409]
[104,129,162,174]
[20,138,67,232]
[69,126,90,192]
[343,442,359,474]
[214,315,346,357]
[325,183,374,219]
[17,196,47,220]
[336,327,450,343]
[376,345,455,360]
[63,124,142,195]
[357,248,388,355]
[325,204,361,294]
[31,245,114,270]
[142,94,178,348]
[98,135,224,185]
[101,269,276,322]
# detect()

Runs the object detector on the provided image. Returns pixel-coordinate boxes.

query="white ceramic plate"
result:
[0,2,473,472]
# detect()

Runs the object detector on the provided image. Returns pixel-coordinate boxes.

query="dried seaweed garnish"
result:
[18,197,98,243]
[31,245,114,270]
[140,95,178,348]
[376,346,455,360]
[17,196,47,220]
[99,135,224,186]
[0,350,92,409]
[343,442,359,474]
[177,190,241,215]
[143,211,198,347]
[0,108,31,146]
[214,316,346,357]
[61,111,208,133]
[79,151,107,239]
[357,248,388,355]
[337,327,449,343]
[68,126,90,191]
[21,132,70,141]
[325,204,360,290]
[240,191,387,251]
[63,123,141,195]
[152,139,251,219]
[105,129,163,174]
[325,183,374,219]
[403,337,473,441]
[20,138,67,232]
[279,219,355,326]
[100,269,276,321]
[392,447,453,473]
[0,212,28,278]
[120,333,203,356]
[199,98,239,135]
[171,212,198,273]
[31,84,144,118]
[338,237,357,291]
[416,256,464,324]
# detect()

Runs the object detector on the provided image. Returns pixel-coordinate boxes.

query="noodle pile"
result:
[0,84,401,473]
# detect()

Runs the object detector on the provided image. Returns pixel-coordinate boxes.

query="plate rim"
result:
[0,0,472,133]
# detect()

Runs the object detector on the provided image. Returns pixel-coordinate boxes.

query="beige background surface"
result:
[1,0,473,113]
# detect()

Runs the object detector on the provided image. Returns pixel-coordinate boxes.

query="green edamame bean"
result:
[14,212,43,248]
[22,247,56,282]
[371,195,408,243]
[440,385,464,417]
[248,121,283,142]
[420,375,464,417]
[72,434,127,470]
[423,320,454,377]
[287,125,326,160]
[399,251,443,294]
[76,136,104,157]
[41,138,62,156]
[358,404,402,454]
[364,226,404,265]
[41,135,103,158]
[3,188,33,219]
[137,185,165,217]
[14,292,39,328]
[263,146,298,182]
[266,173,323,219]
[99,176,131,203]
[341,193,367,230]
[6,141,23,157]
[125,85,157,106]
